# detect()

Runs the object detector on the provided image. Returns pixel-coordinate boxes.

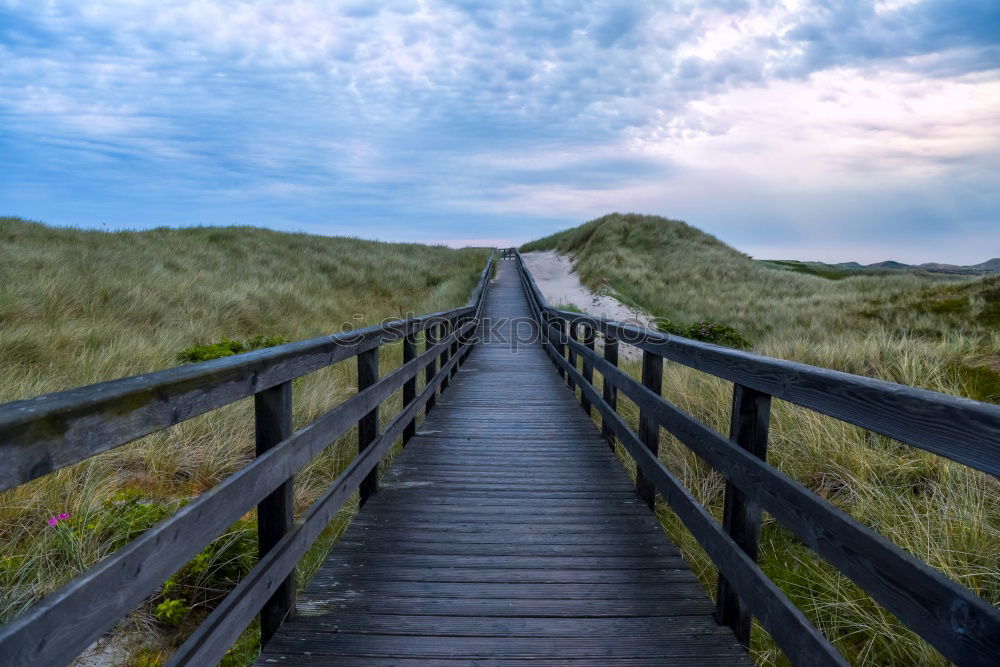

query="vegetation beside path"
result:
[523,213,1000,666]
[0,216,489,663]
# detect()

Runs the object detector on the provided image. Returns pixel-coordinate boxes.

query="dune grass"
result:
[522,213,1000,665]
[0,217,489,662]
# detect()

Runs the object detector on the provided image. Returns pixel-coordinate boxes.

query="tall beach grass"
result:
[523,213,1000,665]
[0,217,489,662]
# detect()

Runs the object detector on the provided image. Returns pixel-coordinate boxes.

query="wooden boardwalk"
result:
[256,259,750,665]
[4,253,997,666]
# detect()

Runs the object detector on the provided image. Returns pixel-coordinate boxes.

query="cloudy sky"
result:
[1,1,998,263]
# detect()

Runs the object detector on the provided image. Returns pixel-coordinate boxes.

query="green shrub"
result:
[153,597,189,627]
[177,335,287,363]
[684,320,752,349]
[80,490,178,551]
[154,517,257,629]
[653,317,751,349]
[61,490,257,632]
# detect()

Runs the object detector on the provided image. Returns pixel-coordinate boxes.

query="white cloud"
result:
[0,0,997,262]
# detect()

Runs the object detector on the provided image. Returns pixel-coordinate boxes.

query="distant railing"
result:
[0,253,495,666]
[511,248,1000,666]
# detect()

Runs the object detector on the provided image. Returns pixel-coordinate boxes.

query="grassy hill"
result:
[0,217,490,662]
[522,213,998,400]
[522,213,1000,666]
[1,217,487,400]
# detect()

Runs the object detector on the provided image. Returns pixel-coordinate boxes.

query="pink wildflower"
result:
[47,516,59,527]
[58,513,70,520]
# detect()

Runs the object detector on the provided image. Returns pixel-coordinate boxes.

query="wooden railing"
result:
[511,249,1000,666]
[0,253,495,667]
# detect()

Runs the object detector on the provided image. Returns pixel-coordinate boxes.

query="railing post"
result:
[461,313,476,362]
[567,321,578,391]
[425,323,438,413]
[357,347,379,506]
[402,329,417,446]
[716,383,771,648]
[543,312,556,361]
[601,334,618,448]
[254,381,294,644]
[440,320,452,392]
[636,351,663,509]
[553,316,566,379]
[581,324,595,415]
[450,315,460,378]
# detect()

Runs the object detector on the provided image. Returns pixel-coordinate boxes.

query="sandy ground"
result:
[72,636,129,667]
[521,251,655,328]
[520,251,654,362]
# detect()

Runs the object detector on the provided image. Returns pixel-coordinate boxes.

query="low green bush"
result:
[177,335,287,363]
[653,317,752,349]
[55,490,257,632]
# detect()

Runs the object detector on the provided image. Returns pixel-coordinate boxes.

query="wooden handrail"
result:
[0,252,496,667]
[515,251,1000,476]
[512,249,1000,665]
[0,308,475,493]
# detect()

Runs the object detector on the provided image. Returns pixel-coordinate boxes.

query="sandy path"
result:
[520,252,655,361]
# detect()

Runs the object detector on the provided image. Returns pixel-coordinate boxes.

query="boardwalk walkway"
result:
[257,259,750,665]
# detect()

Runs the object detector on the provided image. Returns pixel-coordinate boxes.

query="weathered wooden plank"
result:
[303,579,710,600]
[290,596,717,617]
[273,657,739,666]
[331,541,679,557]
[262,633,750,660]
[347,519,669,533]
[308,566,691,584]
[298,613,733,637]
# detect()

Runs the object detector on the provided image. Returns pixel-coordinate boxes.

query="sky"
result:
[1,0,998,264]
